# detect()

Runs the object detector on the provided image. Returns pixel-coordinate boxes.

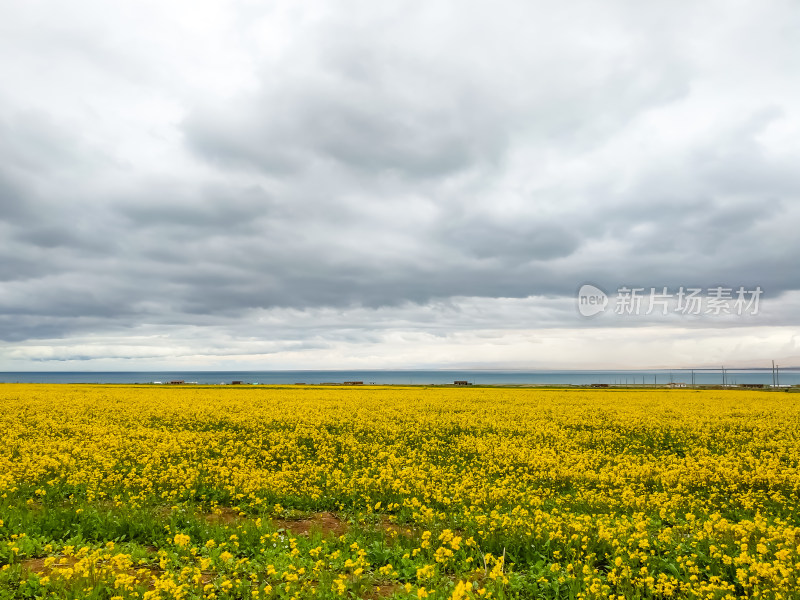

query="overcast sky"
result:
[1,0,799,370]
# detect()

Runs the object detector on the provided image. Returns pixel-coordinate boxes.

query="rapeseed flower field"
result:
[1,384,799,599]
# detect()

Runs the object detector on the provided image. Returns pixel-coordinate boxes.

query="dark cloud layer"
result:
[1,0,799,366]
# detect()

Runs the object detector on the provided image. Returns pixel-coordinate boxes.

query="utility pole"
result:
[772,360,776,388]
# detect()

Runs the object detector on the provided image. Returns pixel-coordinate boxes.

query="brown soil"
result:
[200,507,349,537]
[20,554,163,588]
[203,507,243,525]
[19,557,49,573]
[272,511,348,537]
[359,581,406,599]
[376,519,415,539]
[20,556,79,574]
[195,506,413,543]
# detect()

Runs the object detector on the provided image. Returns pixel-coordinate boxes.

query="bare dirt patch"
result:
[198,507,410,542]
[20,553,163,589]
[198,506,348,536]
[20,556,79,574]
[19,557,49,574]
[203,507,243,525]
[272,511,348,537]
[376,519,415,539]
[360,581,406,599]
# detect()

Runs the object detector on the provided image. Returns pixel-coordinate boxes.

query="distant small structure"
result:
[591,383,609,388]
[169,380,184,385]
[343,381,363,385]
[666,382,686,388]
[454,380,471,386]
[740,383,765,388]
[231,381,243,385]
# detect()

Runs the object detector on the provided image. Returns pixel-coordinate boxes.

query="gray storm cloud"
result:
[1,0,799,367]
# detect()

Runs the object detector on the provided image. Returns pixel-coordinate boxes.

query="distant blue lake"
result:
[0,369,796,386]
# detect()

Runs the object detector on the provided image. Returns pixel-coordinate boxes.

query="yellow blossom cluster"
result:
[1,383,799,599]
